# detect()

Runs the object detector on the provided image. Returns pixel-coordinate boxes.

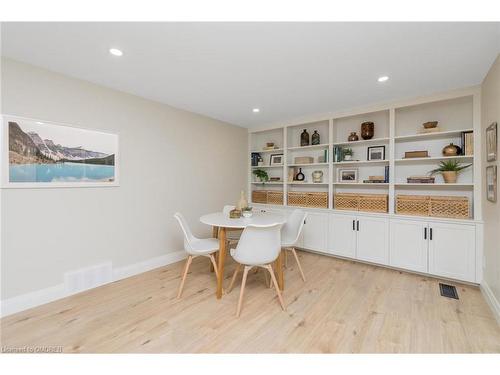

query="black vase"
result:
[312,130,320,145]
[296,168,305,181]
[300,129,310,146]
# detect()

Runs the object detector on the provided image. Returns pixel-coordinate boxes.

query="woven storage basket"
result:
[251,190,268,204]
[287,192,308,207]
[287,191,328,208]
[396,195,430,216]
[359,194,388,213]
[334,193,359,211]
[306,192,328,208]
[267,191,284,205]
[430,196,469,219]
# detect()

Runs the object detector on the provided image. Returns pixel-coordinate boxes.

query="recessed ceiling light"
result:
[378,76,389,82]
[252,108,260,113]
[109,48,123,57]
[36,121,44,125]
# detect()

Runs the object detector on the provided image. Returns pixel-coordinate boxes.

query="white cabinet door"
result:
[328,214,357,258]
[356,216,389,265]
[428,222,476,282]
[390,219,428,273]
[302,212,328,252]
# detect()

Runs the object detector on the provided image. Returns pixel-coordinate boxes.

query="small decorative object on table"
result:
[343,148,353,161]
[429,159,472,184]
[486,122,497,161]
[338,168,358,183]
[295,168,305,181]
[361,121,374,140]
[241,207,253,218]
[348,132,359,142]
[486,165,497,203]
[300,129,310,146]
[252,169,269,182]
[270,154,284,166]
[312,170,323,183]
[367,145,385,161]
[236,190,248,210]
[312,130,320,145]
[229,209,242,219]
[442,143,461,157]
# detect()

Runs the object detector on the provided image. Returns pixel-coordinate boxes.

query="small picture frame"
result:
[337,168,358,183]
[486,122,497,162]
[367,145,385,161]
[486,165,497,203]
[270,153,284,166]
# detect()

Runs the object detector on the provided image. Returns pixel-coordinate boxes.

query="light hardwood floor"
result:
[1,251,499,353]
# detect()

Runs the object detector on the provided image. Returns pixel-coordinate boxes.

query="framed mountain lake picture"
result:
[2,115,119,188]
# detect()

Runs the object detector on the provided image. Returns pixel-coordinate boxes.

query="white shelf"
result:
[250,148,284,154]
[333,159,389,165]
[333,137,389,146]
[394,129,473,142]
[333,182,389,186]
[287,182,328,185]
[395,155,474,163]
[288,163,328,167]
[251,165,284,168]
[287,143,329,151]
[251,181,283,185]
[395,183,474,187]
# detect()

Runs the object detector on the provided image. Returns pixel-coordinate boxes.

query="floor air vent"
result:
[439,283,459,299]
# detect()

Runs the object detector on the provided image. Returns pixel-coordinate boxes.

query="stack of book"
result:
[363,175,386,183]
[407,176,435,183]
[461,131,474,155]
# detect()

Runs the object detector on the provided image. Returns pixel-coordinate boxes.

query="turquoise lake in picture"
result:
[9,162,115,183]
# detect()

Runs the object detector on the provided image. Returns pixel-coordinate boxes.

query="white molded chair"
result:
[174,212,220,298]
[281,209,307,282]
[227,223,285,317]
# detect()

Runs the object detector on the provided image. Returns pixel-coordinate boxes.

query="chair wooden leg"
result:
[284,249,288,268]
[263,268,270,288]
[266,265,286,311]
[291,248,306,282]
[228,263,241,293]
[177,255,193,298]
[236,266,250,317]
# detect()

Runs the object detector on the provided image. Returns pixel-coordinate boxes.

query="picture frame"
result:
[2,114,119,188]
[486,122,497,162]
[486,165,497,203]
[270,153,284,166]
[367,145,385,161]
[337,168,358,183]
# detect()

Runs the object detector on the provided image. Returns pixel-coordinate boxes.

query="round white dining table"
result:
[200,211,287,299]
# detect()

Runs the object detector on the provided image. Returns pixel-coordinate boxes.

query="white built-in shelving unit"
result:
[248,87,482,221]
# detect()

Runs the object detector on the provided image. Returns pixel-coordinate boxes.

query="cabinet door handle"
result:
[424,227,427,240]
[356,220,359,231]
[430,228,433,241]
[352,220,355,231]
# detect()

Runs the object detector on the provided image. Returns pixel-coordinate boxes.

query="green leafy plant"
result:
[252,169,269,182]
[343,148,353,156]
[429,159,472,174]
[242,206,253,212]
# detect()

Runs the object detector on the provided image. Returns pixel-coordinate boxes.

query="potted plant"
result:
[343,148,354,161]
[429,159,472,183]
[252,169,269,182]
[242,206,253,218]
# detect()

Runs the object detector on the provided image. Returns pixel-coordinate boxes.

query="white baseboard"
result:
[0,250,186,318]
[480,281,500,326]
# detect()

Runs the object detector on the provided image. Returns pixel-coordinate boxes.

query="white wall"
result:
[0,58,247,303]
[481,54,500,323]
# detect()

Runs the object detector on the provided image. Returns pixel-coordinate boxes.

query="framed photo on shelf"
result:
[337,168,358,183]
[367,145,385,161]
[270,153,284,166]
[486,165,497,203]
[486,122,497,162]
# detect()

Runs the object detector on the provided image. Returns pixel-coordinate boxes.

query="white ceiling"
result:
[1,22,499,128]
